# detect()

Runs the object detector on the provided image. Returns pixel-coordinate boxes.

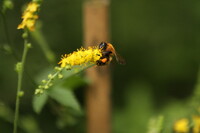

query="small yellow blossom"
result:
[26,2,39,12]
[17,2,39,31]
[174,118,189,133]
[193,116,200,133]
[59,46,102,68]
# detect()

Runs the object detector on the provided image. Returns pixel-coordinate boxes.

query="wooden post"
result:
[83,1,111,133]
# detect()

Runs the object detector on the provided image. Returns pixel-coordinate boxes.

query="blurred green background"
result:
[0,0,200,133]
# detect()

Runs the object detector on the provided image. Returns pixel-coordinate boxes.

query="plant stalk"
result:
[13,32,30,133]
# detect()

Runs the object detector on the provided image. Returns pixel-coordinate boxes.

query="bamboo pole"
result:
[83,0,111,133]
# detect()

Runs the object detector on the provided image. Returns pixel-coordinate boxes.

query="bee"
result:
[96,42,126,66]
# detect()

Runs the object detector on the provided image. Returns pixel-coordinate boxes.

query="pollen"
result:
[58,46,102,68]
[17,2,39,31]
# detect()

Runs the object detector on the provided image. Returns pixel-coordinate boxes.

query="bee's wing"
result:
[115,52,126,65]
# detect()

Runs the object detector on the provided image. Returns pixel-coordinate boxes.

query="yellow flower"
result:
[193,116,200,133]
[59,46,102,68]
[17,2,39,31]
[174,118,189,133]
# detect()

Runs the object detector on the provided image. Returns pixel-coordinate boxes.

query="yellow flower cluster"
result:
[17,2,39,31]
[59,46,102,68]
[174,116,200,133]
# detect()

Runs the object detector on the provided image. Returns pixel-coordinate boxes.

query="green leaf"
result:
[32,93,48,114]
[48,87,81,111]
[62,75,89,89]
[147,115,164,133]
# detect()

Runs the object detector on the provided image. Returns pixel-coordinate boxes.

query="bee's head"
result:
[99,42,107,50]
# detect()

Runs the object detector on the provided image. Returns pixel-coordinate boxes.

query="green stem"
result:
[13,31,30,133]
[0,12,37,87]
[1,12,11,45]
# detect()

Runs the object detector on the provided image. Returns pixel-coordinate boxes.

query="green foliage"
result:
[48,87,81,112]
[147,116,164,133]
[0,101,42,133]
[113,82,154,133]
[56,108,81,129]
[0,101,13,123]
[30,22,56,63]
[33,62,91,115]
[20,115,42,133]
[33,92,48,114]
[62,75,89,90]
[159,100,192,133]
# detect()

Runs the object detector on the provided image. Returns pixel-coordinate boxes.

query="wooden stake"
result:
[83,1,111,133]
